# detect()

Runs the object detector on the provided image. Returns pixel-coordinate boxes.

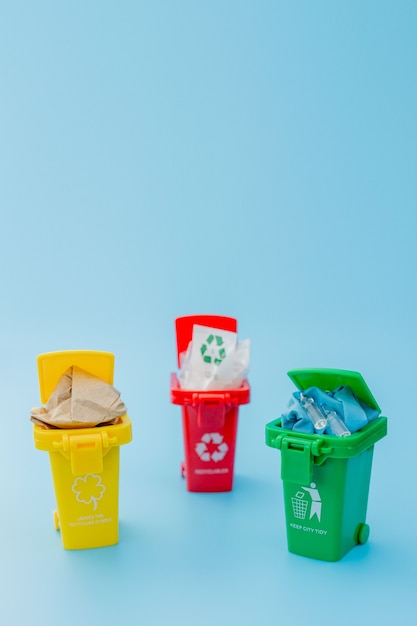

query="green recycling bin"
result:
[266,368,387,562]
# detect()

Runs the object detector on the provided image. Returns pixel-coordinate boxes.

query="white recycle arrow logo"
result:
[195,433,229,462]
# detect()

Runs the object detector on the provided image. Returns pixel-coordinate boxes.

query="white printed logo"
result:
[195,433,229,462]
[72,474,106,511]
[291,482,322,522]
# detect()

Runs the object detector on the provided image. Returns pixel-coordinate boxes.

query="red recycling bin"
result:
[170,315,250,492]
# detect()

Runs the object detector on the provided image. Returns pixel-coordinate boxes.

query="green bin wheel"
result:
[53,509,60,531]
[358,523,370,544]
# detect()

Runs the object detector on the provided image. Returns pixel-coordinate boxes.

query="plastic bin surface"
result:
[33,350,132,550]
[171,315,250,492]
[266,368,387,561]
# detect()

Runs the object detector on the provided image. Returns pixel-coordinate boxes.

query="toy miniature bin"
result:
[170,315,250,492]
[33,350,132,550]
[265,368,387,562]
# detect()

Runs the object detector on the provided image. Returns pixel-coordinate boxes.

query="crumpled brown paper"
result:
[30,366,128,429]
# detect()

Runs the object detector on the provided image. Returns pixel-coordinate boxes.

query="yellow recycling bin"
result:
[32,350,132,550]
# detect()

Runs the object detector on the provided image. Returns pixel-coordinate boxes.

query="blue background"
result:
[0,1,415,624]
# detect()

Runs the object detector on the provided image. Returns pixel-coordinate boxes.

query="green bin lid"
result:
[287,368,381,413]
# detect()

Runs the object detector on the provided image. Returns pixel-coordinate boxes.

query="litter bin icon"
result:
[170,315,250,492]
[266,368,387,561]
[32,350,132,550]
[291,491,309,519]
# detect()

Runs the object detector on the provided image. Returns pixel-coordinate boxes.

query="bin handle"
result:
[52,432,118,450]
[191,392,231,406]
[267,433,333,461]
[272,435,334,484]
[281,438,313,485]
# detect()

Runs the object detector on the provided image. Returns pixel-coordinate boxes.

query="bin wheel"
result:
[358,523,370,545]
[53,510,60,531]
[180,462,186,479]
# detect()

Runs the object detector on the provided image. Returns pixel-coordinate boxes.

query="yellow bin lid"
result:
[37,350,115,403]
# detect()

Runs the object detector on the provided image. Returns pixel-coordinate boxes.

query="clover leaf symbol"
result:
[72,474,106,511]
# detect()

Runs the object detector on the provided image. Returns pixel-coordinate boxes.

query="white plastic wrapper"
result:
[178,324,250,390]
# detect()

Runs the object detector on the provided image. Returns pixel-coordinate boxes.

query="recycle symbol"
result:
[195,433,229,462]
[200,334,227,365]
